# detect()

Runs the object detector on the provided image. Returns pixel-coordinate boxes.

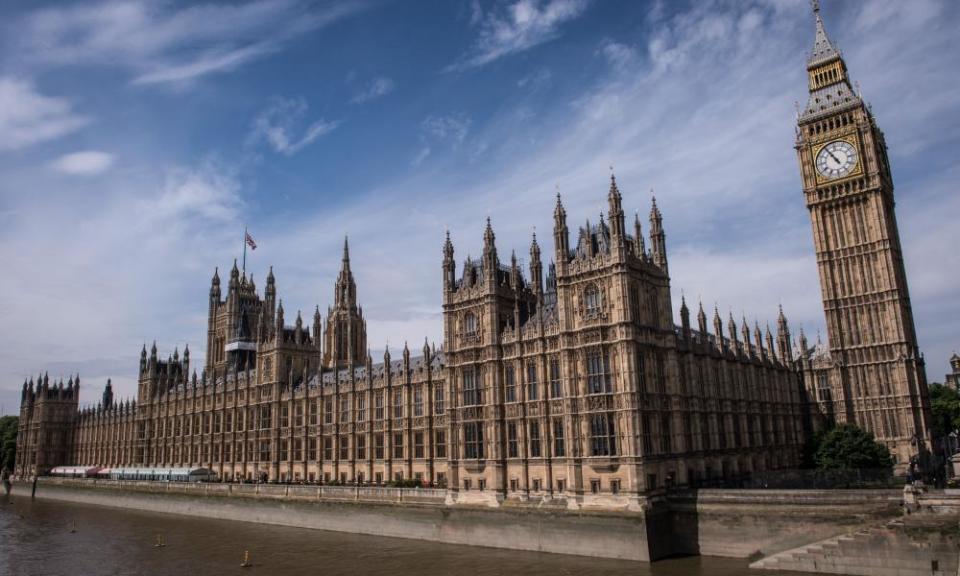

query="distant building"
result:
[946,354,960,392]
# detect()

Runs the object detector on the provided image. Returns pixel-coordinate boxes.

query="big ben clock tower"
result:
[795,1,933,469]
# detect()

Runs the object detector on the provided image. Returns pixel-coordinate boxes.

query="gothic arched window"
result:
[584,285,602,316]
[464,312,478,338]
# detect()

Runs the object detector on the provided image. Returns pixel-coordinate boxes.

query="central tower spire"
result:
[324,234,366,368]
[335,235,357,310]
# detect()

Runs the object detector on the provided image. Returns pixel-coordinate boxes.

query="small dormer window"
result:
[585,286,602,316]
[465,312,478,338]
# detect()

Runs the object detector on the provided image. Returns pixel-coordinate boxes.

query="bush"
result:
[930,382,960,439]
[814,423,893,471]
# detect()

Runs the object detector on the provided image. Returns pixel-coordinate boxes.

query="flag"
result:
[245,231,257,250]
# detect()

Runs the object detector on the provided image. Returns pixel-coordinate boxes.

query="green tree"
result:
[0,416,18,471]
[814,423,893,471]
[929,382,960,439]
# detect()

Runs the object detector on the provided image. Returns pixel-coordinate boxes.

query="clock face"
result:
[816,140,858,179]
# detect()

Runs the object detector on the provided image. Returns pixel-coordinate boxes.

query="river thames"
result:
[0,495,809,576]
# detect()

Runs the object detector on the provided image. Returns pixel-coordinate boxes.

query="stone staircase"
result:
[749,518,959,576]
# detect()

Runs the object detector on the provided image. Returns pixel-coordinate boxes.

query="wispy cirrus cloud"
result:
[351,76,396,103]
[0,77,90,151]
[248,97,340,155]
[153,160,244,221]
[50,150,115,176]
[0,155,246,411]
[11,0,368,87]
[597,38,636,68]
[413,113,471,165]
[1,0,958,416]
[447,0,590,71]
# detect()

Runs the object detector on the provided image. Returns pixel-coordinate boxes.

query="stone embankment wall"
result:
[667,488,904,559]
[12,479,913,563]
[750,488,960,576]
[13,480,657,561]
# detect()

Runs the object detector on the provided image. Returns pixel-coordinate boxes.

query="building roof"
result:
[801,81,861,121]
[808,7,840,67]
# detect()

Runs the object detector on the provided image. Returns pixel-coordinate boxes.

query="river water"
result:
[0,494,806,576]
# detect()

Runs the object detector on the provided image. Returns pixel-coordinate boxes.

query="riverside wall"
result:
[666,488,904,559]
[11,479,909,562]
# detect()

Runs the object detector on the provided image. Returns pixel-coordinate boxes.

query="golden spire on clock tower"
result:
[801,1,859,121]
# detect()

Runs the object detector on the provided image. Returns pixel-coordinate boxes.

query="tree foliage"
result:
[0,416,18,471]
[814,423,893,471]
[929,382,960,440]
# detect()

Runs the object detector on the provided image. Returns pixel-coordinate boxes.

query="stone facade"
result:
[793,4,933,469]
[15,5,936,495]
[15,180,807,504]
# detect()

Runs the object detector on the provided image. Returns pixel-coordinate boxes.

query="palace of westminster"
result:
[14,5,937,502]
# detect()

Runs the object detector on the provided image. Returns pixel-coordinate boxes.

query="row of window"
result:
[464,413,617,460]
[150,431,450,464]
[142,387,449,438]
[464,352,612,407]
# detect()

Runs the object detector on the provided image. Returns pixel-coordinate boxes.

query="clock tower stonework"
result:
[795,2,933,469]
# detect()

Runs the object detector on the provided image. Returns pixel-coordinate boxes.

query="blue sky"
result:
[1,0,958,413]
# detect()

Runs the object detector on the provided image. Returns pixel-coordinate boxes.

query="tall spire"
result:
[265,266,276,298]
[649,193,668,274]
[210,266,221,294]
[777,304,794,363]
[443,229,454,261]
[335,235,357,310]
[102,378,114,408]
[808,0,839,67]
[801,0,857,120]
[765,325,776,363]
[607,173,625,243]
[697,300,707,336]
[680,295,691,340]
[553,192,569,265]
[482,217,498,279]
[443,230,456,291]
[530,232,543,297]
[483,217,495,248]
[229,259,240,289]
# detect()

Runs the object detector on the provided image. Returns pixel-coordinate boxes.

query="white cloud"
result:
[413,114,471,165]
[153,160,244,221]
[2,0,959,413]
[597,39,636,68]
[351,76,396,103]
[13,0,367,87]
[448,0,590,71]
[50,150,114,176]
[516,67,552,89]
[249,97,340,155]
[0,77,89,151]
[0,156,245,412]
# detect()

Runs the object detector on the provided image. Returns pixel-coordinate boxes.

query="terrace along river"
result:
[0,495,808,576]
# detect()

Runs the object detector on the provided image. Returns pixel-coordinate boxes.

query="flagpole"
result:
[242,226,247,276]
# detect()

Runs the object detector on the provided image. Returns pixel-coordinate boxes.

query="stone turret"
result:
[649,195,668,274]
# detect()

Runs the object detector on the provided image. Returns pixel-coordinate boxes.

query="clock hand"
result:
[826,149,842,164]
